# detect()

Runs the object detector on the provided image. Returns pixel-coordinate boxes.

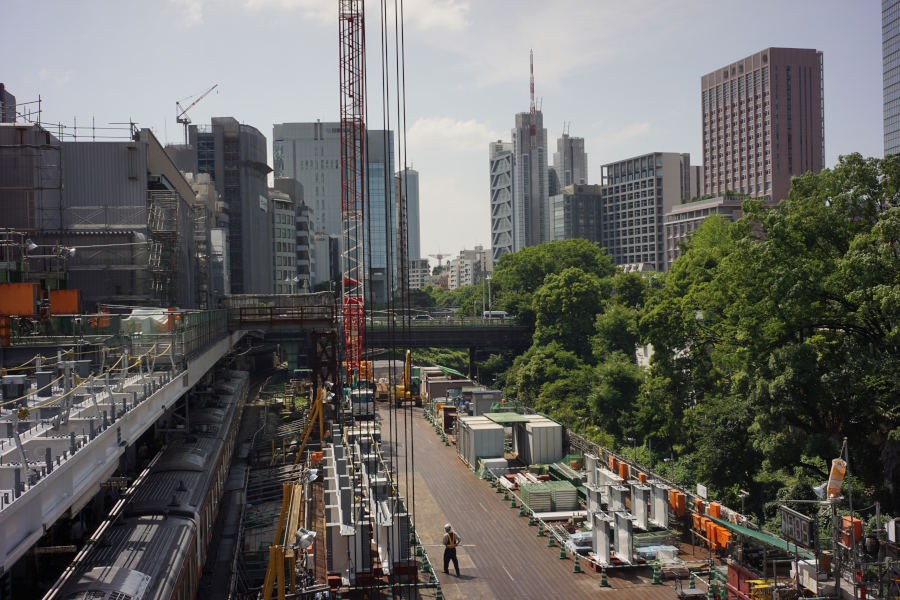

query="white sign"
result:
[697,484,708,500]
[259,195,268,213]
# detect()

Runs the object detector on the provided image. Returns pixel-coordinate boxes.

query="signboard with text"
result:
[780,505,816,550]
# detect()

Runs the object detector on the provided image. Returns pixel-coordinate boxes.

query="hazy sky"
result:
[4,0,884,264]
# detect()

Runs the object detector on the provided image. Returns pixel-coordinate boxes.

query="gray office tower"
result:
[552,133,588,190]
[886,1,900,155]
[512,110,550,249]
[166,117,273,294]
[273,122,397,304]
[396,168,421,261]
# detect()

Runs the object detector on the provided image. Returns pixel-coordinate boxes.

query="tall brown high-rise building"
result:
[701,48,824,203]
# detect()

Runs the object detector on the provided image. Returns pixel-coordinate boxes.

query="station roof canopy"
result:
[483,412,530,424]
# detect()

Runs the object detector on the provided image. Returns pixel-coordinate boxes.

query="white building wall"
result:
[273,122,342,242]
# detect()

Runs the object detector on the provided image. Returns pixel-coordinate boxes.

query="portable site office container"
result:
[525,420,564,465]
[468,422,504,467]
[457,416,491,465]
[426,377,474,401]
[470,390,501,416]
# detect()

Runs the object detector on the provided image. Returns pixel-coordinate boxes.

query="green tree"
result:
[492,239,615,295]
[533,267,611,360]
[587,351,644,438]
[609,271,647,309]
[592,304,641,361]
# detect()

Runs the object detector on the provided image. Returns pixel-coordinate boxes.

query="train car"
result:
[43,369,249,600]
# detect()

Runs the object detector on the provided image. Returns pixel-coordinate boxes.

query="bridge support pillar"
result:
[469,347,477,381]
[281,340,302,374]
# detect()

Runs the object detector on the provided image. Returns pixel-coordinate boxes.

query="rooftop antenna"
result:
[530,50,536,148]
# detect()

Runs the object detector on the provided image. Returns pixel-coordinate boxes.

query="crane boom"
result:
[175,84,218,144]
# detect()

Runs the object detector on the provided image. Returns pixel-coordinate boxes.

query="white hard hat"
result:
[444,524,452,531]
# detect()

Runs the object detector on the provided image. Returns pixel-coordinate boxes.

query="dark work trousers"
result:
[443,546,459,574]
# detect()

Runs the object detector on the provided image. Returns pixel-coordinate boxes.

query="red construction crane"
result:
[338,0,366,380]
[175,84,217,145]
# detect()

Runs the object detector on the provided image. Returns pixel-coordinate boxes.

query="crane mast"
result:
[338,0,366,380]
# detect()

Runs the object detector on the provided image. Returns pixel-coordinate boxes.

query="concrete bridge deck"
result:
[0,330,244,574]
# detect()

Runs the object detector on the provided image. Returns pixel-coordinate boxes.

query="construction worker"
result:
[442,523,461,576]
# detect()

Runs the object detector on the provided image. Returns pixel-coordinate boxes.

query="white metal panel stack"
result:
[650,481,670,529]
[592,512,614,566]
[584,483,603,513]
[584,452,599,486]
[609,485,629,512]
[631,484,651,530]
[614,512,636,564]
[595,467,623,505]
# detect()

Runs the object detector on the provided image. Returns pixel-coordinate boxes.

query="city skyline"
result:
[2,0,883,263]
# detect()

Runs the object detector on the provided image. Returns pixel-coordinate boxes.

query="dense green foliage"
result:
[479,153,900,523]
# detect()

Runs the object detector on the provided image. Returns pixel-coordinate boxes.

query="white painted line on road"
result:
[503,566,514,581]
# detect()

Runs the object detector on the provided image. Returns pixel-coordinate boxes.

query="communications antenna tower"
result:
[339,0,366,378]
[530,50,536,147]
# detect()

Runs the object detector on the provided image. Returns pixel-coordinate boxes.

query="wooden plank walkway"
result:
[377,406,687,599]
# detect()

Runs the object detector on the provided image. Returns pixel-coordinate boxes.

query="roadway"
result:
[378,405,688,599]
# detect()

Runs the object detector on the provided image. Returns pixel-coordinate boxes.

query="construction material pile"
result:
[519,480,579,511]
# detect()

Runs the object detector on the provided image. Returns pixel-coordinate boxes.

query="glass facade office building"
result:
[886,0,900,155]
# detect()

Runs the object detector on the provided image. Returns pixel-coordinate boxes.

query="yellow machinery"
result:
[393,350,421,406]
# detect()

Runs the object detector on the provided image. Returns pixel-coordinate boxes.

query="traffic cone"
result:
[421,557,430,572]
[537,522,545,537]
[599,567,610,587]
[573,554,582,573]
[689,572,695,589]
[435,588,444,600]
[490,478,496,488]
[503,488,509,501]
[652,562,661,584]
[528,513,535,526]
[558,546,567,559]
[707,582,715,600]
[510,495,517,508]
[547,534,555,548]
[496,481,503,493]
[518,504,526,517]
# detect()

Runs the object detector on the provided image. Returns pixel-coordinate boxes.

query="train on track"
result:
[43,369,250,600]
